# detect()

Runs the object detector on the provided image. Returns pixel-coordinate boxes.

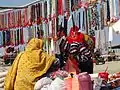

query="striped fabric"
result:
[59,37,92,63]
[78,45,92,62]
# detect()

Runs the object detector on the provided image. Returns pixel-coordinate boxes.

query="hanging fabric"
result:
[113,0,117,17]
[16,11,19,27]
[109,0,114,19]
[85,9,88,34]
[28,6,32,26]
[62,0,66,13]
[47,0,50,18]
[64,16,68,36]
[58,0,63,15]
[106,0,110,22]
[10,29,14,46]
[36,3,39,25]
[17,29,20,45]
[3,14,5,30]
[14,10,17,27]
[24,8,28,26]
[0,14,1,30]
[28,26,33,40]
[108,26,113,42]
[71,0,74,11]
[21,9,24,27]
[0,31,3,47]
[119,0,120,16]
[20,28,24,44]
[6,30,11,46]
[44,1,48,19]
[66,0,70,13]
[2,31,6,46]
[80,8,84,31]
[101,4,104,30]
[67,15,73,35]
[23,27,29,44]
[82,10,85,31]
[14,30,17,46]
[75,10,79,29]
[103,2,107,26]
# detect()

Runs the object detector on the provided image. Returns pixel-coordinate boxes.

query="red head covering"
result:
[67,26,84,44]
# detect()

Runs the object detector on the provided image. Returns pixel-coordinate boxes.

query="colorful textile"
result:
[4,38,56,90]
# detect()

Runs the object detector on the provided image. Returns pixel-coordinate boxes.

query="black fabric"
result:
[71,0,74,11]
[6,30,11,46]
[44,1,47,18]
[14,31,17,46]
[106,0,110,22]
[79,60,93,74]
[64,16,67,36]
[2,31,6,46]
[17,29,19,45]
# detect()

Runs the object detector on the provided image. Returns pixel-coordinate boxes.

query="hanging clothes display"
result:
[0,0,108,56]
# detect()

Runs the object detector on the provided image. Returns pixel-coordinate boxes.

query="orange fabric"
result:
[65,76,80,90]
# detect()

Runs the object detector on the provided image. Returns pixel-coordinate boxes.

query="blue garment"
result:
[114,87,120,90]
[0,31,3,46]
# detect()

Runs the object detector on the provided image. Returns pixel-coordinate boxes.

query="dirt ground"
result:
[93,61,120,74]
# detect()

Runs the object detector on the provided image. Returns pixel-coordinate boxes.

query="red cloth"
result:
[67,26,84,44]
[58,0,63,15]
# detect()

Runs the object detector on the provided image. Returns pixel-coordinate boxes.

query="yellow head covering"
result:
[4,38,55,90]
[84,34,94,49]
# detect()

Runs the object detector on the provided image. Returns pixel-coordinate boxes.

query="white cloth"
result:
[49,77,66,90]
[55,36,66,54]
[0,47,5,57]
[108,26,113,42]
[23,27,29,43]
[112,20,120,33]
[109,0,114,18]
[67,15,73,35]
[95,30,100,49]
[34,77,52,90]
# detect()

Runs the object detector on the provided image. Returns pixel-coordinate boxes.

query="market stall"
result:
[1,0,120,90]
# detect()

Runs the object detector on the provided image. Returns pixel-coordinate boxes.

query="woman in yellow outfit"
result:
[4,38,56,90]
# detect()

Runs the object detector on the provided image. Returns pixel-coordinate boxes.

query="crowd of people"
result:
[4,25,96,90]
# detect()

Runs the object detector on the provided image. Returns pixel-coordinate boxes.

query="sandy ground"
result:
[93,61,120,74]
